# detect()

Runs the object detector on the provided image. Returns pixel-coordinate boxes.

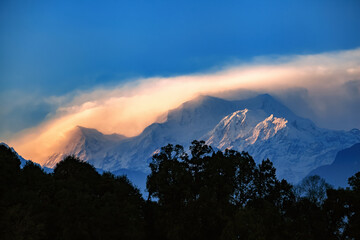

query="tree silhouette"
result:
[0,150,145,240]
[146,141,297,239]
[2,141,360,239]
[296,175,332,206]
[0,144,21,192]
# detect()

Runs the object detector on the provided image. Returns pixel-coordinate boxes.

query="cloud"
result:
[5,48,360,164]
[0,90,61,139]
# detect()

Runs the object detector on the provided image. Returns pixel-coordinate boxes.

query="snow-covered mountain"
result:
[45,95,243,171]
[45,126,126,168]
[42,94,360,183]
[204,108,360,182]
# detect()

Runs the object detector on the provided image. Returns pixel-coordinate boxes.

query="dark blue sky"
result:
[1,0,360,96]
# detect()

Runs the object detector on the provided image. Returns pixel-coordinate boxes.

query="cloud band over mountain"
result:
[4,48,360,164]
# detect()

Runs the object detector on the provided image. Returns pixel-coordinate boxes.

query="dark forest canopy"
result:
[1,141,360,240]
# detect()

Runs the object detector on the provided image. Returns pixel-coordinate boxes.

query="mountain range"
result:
[39,94,360,185]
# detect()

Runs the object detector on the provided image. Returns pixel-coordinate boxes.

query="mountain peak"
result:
[234,93,298,121]
[44,126,127,169]
[74,125,102,137]
[206,108,269,148]
[165,95,235,126]
[175,95,230,111]
[72,126,126,141]
[206,109,288,148]
[248,115,288,144]
[192,94,221,102]
[256,93,274,100]
[222,109,248,126]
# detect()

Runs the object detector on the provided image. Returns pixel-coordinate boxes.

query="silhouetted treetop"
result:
[53,155,100,181]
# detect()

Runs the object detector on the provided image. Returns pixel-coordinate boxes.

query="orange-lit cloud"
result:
[6,48,360,164]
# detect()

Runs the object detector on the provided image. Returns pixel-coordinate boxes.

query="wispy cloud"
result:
[6,48,360,164]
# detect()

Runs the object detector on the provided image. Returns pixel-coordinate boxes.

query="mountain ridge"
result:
[309,143,360,187]
[41,94,360,183]
[204,108,360,182]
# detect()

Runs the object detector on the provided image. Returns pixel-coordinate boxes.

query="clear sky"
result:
[1,0,360,140]
[1,0,360,94]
